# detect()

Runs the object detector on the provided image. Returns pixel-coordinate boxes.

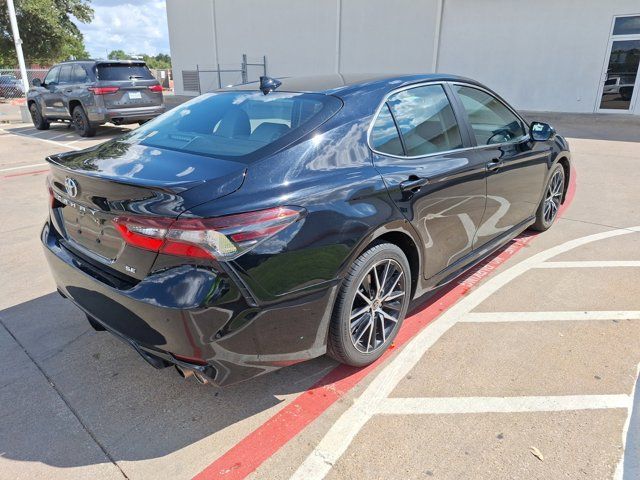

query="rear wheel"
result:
[327,243,411,366]
[29,103,49,130]
[72,105,96,137]
[531,164,565,231]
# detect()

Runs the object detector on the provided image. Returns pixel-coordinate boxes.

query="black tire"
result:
[530,163,565,232]
[72,105,96,137]
[137,119,149,126]
[327,242,411,366]
[29,103,50,130]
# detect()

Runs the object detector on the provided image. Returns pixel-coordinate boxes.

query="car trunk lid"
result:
[47,141,246,279]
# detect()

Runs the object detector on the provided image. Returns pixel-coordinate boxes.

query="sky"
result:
[75,0,170,59]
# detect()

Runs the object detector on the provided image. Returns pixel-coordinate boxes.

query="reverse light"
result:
[112,207,304,261]
[88,86,119,95]
[148,84,163,93]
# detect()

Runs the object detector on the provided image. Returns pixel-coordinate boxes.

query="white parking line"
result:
[291,226,640,480]
[0,128,80,151]
[536,261,640,268]
[376,395,631,415]
[0,163,47,173]
[462,311,640,322]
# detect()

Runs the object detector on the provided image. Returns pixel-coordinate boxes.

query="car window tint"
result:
[58,65,72,84]
[72,65,88,83]
[44,66,60,85]
[97,64,154,81]
[370,103,404,156]
[387,85,462,156]
[453,85,525,146]
[123,91,342,160]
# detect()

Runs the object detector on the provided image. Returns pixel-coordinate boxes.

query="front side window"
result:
[44,66,60,85]
[370,104,404,156]
[453,85,525,145]
[386,85,463,157]
[122,91,342,160]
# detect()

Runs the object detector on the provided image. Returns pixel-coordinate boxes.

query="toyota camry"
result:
[42,74,571,386]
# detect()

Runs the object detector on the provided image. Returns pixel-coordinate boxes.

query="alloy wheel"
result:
[349,259,406,354]
[74,111,85,133]
[543,169,564,225]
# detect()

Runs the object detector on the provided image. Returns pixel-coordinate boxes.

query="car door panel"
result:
[374,152,488,279]
[450,84,548,248]
[370,83,488,281]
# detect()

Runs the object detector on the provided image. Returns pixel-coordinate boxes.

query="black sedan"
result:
[42,74,570,386]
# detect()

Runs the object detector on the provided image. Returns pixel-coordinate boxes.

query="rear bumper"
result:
[42,221,336,386]
[87,104,165,124]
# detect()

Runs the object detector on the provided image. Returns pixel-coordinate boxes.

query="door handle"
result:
[399,176,430,192]
[486,158,504,171]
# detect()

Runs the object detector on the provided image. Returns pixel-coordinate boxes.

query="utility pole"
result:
[6,0,30,96]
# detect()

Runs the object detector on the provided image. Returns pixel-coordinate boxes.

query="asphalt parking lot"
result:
[1,118,640,480]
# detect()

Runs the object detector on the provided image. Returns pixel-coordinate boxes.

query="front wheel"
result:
[72,105,96,137]
[29,103,50,130]
[531,164,565,231]
[327,243,411,366]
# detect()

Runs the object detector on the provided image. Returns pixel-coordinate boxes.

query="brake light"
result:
[88,86,119,95]
[148,84,163,92]
[112,207,304,260]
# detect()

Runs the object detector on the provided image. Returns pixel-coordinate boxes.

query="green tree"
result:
[107,49,129,60]
[141,53,171,70]
[0,0,93,66]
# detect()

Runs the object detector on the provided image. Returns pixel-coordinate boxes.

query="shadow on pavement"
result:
[0,292,335,468]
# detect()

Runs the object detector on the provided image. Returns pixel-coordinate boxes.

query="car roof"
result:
[55,60,147,66]
[223,73,483,97]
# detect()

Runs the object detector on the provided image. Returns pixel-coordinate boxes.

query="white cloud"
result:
[75,0,170,59]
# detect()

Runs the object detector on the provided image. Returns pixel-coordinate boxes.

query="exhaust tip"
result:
[175,364,194,379]
[193,370,209,385]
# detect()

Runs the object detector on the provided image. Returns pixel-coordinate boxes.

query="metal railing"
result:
[182,54,267,94]
[0,68,48,101]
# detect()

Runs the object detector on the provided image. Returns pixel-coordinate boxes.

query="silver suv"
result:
[27,60,165,137]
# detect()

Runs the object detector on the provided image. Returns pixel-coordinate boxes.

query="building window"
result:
[613,15,640,36]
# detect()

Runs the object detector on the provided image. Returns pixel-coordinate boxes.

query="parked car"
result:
[42,74,570,386]
[27,60,165,137]
[602,75,635,101]
[0,74,25,98]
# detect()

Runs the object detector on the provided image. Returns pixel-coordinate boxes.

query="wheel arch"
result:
[343,222,423,300]
[68,99,83,115]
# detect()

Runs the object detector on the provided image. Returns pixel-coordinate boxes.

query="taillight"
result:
[148,84,163,93]
[88,86,119,95]
[112,207,304,261]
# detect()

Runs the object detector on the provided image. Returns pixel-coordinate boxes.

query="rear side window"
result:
[370,104,404,156]
[72,65,89,83]
[386,85,463,157]
[453,85,525,145]
[96,63,154,81]
[123,91,342,160]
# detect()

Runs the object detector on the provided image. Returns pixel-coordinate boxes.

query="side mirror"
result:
[530,121,556,142]
[32,78,42,87]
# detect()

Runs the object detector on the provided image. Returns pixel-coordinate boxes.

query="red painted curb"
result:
[2,168,49,179]
[193,165,577,480]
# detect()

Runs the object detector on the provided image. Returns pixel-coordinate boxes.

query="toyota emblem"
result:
[64,177,79,198]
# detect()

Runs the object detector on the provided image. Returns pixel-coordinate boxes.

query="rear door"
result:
[370,83,487,280]
[95,63,162,109]
[450,84,549,248]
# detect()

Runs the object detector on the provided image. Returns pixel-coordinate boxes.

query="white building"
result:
[166,0,640,115]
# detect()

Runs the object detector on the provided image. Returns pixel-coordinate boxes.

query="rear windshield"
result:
[121,91,342,160]
[96,63,154,81]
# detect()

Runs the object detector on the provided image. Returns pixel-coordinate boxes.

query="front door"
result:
[40,66,62,117]
[450,84,549,248]
[597,15,640,113]
[370,83,487,280]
